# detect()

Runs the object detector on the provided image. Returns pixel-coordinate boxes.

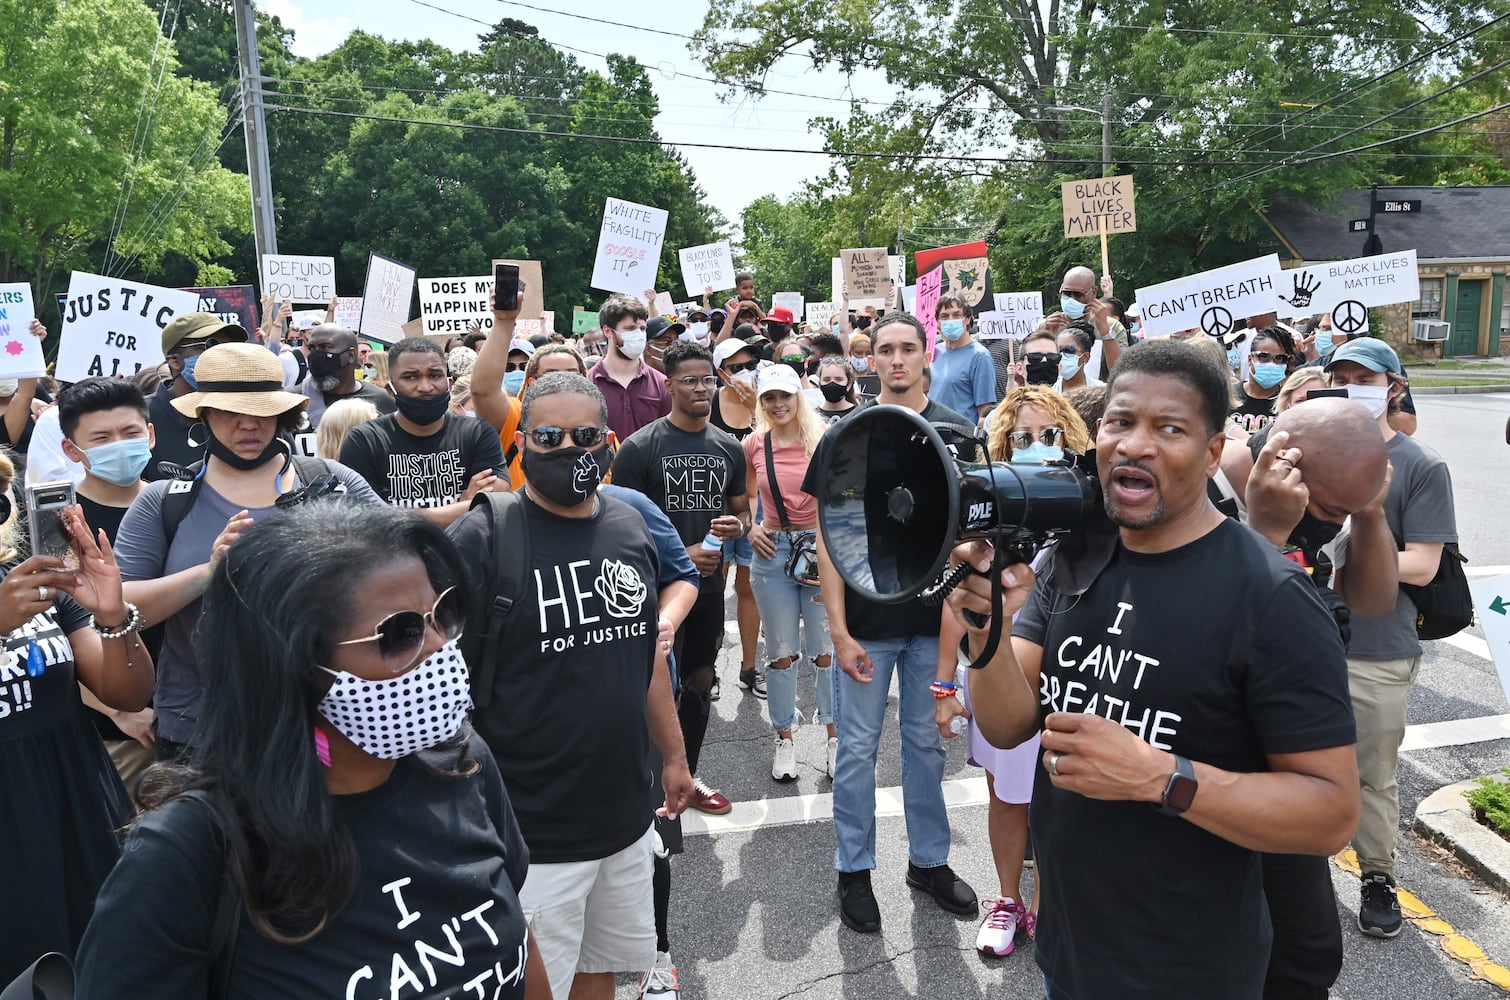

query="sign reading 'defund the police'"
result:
[56,272,199,383]
[592,198,668,296]
[1276,250,1419,317]
[260,254,336,304]
[1135,254,1282,339]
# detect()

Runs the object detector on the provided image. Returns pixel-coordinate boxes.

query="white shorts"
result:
[519,823,656,999]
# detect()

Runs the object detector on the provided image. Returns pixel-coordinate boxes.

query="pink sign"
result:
[915,266,943,359]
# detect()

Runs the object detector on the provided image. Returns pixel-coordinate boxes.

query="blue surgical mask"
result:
[181,353,201,389]
[1010,442,1062,465]
[1059,353,1081,380]
[1253,362,1287,389]
[1060,295,1087,320]
[81,438,152,487]
[940,318,966,342]
[1226,347,1242,369]
[1313,331,1333,355]
[503,370,527,396]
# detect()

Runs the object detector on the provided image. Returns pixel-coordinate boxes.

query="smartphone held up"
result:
[25,482,79,572]
[494,263,520,312]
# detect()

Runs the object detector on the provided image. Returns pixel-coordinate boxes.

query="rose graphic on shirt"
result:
[572,451,600,497]
[594,559,647,619]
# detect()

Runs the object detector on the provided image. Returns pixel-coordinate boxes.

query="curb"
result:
[1411,384,1510,395]
[1414,780,1510,895]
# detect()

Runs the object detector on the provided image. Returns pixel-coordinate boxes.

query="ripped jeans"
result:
[750,530,833,733]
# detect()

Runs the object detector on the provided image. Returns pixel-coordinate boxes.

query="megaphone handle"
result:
[959,545,1010,671]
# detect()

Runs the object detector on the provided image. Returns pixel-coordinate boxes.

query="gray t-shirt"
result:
[114,464,381,744]
[1341,432,1456,661]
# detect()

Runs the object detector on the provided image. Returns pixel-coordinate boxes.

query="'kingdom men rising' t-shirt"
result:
[610,417,746,546]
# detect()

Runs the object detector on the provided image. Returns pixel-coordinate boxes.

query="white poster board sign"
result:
[359,253,418,345]
[1471,574,1510,704]
[677,241,734,298]
[592,198,668,296]
[0,285,47,378]
[806,302,835,329]
[772,292,804,319]
[1278,250,1418,336]
[417,274,493,337]
[1135,254,1282,339]
[335,297,363,329]
[260,254,336,304]
[56,272,198,382]
[978,292,1046,340]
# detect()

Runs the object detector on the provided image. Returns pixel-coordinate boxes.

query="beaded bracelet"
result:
[930,680,958,699]
[92,602,143,640]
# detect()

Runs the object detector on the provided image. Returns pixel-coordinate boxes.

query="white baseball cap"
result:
[757,364,803,398]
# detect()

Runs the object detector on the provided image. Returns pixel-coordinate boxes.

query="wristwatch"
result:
[1156,754,1198,816]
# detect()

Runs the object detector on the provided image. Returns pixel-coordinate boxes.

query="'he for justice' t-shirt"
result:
[611,417,746,546]
[340,413,506,508]
[448,493,660,863]
[1012,518,1356,1000]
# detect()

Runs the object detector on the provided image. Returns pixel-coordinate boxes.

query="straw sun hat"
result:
[171,342,309,420]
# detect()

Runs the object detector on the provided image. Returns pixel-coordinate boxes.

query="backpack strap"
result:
[467,490,529,710]
[289,456,345,494]
[177,790,239,999]
[159,476,203,550]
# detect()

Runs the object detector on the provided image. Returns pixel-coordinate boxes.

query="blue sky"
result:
[257,0,894,225]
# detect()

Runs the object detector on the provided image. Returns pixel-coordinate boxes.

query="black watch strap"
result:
[1157,754,1198,816]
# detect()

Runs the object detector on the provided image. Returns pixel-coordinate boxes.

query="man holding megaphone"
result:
[944,340,1360,999]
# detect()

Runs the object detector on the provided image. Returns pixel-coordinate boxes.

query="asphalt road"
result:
[619,392,1510,999]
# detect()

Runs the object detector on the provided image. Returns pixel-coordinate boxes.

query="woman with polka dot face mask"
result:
[76,504,550,999]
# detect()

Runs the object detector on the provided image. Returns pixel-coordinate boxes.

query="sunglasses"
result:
[333,586,466,674]
[1059,288,1093,302]
[1025,351,1061,364]
[779,353,805,363]
[505,360,529,372]
[818,356,850,367]
[1250,352,1292,365]
[723,359,760,374]
[1008,427,1064,450]
[528,425,607,448]
[1058,345,1083,356]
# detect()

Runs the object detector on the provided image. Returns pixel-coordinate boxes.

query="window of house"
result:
[1413,278,1444,319]
[1500,297,1509,338]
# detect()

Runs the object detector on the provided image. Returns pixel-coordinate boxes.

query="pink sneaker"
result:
[976,897,1021,956]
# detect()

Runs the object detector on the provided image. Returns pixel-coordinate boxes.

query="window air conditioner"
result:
[1412,320,1449,342]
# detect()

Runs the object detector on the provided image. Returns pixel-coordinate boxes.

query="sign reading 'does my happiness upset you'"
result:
[260,254,336,303]
[677,241,735,298]
[1135,254,1282,339]
[57,272,199,382]
[592,198,668,296]
[417,275,494,337]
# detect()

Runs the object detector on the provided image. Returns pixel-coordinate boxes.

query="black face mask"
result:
[1025,360,1060,385]
[766,322,788,340]
[306,350,348,378]
[523,445,608,507]
[394,392,450,426]
[820,382,849,403]
[1290,510,1344,554]
[853,316,872,331]
[207,431,288,472]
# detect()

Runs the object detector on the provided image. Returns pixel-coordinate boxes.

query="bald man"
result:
[300,323,396,432]
[1037,265,1126,377]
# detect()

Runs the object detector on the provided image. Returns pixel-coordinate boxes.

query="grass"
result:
[1467,768,1510,839]
[1408,376,1510,387]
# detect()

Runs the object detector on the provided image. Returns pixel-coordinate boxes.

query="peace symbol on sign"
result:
[1332,300,1368,334]
[1201,306,1234,337]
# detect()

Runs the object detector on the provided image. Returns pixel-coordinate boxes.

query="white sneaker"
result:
[826,736,839,778]
[639,950,680,998]
[976,897,1021,957]
[772,735,798,782]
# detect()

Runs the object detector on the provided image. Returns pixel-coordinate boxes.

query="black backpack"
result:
[460,490,529,710]
[158,456,341,547]
[1401,542,1473,640]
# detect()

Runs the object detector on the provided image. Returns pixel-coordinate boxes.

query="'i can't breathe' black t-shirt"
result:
[1013,518,1355,1000]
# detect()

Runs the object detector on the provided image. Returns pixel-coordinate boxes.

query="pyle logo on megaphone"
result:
[967,501,994,525]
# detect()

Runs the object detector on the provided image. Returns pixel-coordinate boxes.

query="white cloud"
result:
[259,0,355,58]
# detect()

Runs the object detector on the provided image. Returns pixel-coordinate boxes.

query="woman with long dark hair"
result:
[77,502,549,997]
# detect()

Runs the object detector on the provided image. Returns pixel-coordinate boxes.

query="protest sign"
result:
[0,285,47,378]
[335,296,363,329]
[1276,250,1419,335]
[514,319,545,340]
[914,240,988,278]
[651,291,675,317]
[831,254,904,310]
[540,310,555,334]
[186,285,257,333]
[915,266,943,358]
[260,254,335,303]
[417,274,493,337]
[1135,254,1282,340]
[677,241,734,297]
[840,248,890,300]
[572,309,600,334]
[976,292,1046,340]
[805,302,835,330]
[490,259,545,320]
[1060,175,1137,238]
[772,292,804,319]
[592,198,668,296]
[56,272,198,382]
[359,253,417,344]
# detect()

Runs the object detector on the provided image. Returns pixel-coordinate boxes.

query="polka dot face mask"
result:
[317,641,472,760]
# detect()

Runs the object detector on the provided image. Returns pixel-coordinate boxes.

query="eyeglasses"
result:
[528,425,607,448]
[1059,288,1093,302]
[672,375,721,388]
[723,359,759,374]
[334,586,466,674]
[1025,351,1061,364]
[1250,352,1292,365]
[505,361,529,372]
[1008,427,1064,450]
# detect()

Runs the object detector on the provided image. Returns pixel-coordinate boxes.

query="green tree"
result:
[737,190,838,299]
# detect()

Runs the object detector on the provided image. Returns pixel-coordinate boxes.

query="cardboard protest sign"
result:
[335,297,363,329]
[417,274,493,337]
[260,254,335,303]
[1277,250,1418,336]
[540,310,555,334]
[0,285,47,378]
[830,254,904,310]
[977,292,1046,340]
[359,253,418,345]
[185,285,257,333]
[805,302,835,329]
[1061,175,1137,238]
[1135,254,1282,340]
[572,309,600,334]
[56,272,198,382]
[937,256,991,314]
[915,266,943,358]
[677,241,734,297]
[840,248,890,300]
[592,198,668,296]
[491,259,545,320]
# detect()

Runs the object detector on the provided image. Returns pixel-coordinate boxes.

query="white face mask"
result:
[618,327,647,360]
[732,368,758,389]
[317,641,472,760]
[1343,383,1390,419]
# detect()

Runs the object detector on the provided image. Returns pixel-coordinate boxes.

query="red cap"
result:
[768,306,795,324]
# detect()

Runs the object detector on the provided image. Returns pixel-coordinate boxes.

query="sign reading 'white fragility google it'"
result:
[1134,254,1282,339]
[592,198,668,296]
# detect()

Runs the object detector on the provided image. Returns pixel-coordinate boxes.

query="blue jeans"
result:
[832,633,950,873]
[750,531,832,733]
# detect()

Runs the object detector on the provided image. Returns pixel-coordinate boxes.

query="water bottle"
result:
[701,531,723,552]
[949,716,968,736]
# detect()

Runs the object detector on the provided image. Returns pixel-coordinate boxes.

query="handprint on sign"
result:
[1280,271,1320,309]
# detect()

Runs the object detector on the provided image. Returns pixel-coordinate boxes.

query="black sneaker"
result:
[838,870,881,933]
[738,668,767,698]
[1358,870,1403,938]
[709,674,721,701]
[905,861,977,916]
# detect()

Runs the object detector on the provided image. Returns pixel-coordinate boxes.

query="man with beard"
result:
[300,324,396,431]
[953,339,1359,999]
